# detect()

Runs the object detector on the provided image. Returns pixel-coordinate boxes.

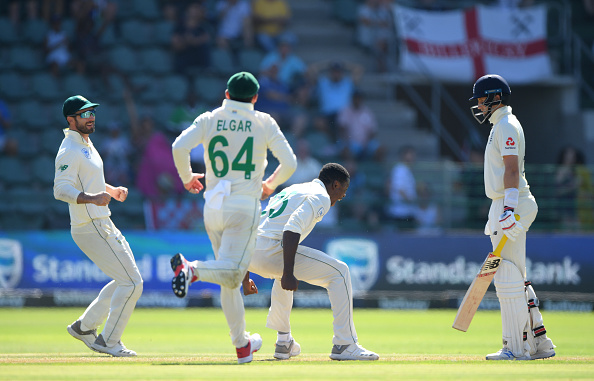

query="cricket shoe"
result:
[170,253,196,298]
[236,333,262,364]
[274,338,301,360]
[532,337,556,360]
[329,343,379,361]
[486,347,530,361]
[67,320,99,352]
[91,334,137,357]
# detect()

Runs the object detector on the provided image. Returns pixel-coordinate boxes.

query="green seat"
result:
[140,47,172,75]
[153,20,174,46]
[0,157,32,186]
[194,76,226,105]
[23,19,49,45]
[32,155,56,186]
[0,72,32,100]
[10,46,44,72]
[32,73,62,102]
[210,48,237,76]
[162,75,189,104]
[0,17,20,45]
[121,20,152,47]
[238,49,264,74]
[109,46,138,74]
[64,73,93,96]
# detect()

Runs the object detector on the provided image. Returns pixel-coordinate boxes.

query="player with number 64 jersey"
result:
[171,72,296,364]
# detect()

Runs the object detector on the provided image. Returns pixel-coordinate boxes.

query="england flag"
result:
[394,4,553,83]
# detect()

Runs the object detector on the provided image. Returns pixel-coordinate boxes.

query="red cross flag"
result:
[394,5,552,83]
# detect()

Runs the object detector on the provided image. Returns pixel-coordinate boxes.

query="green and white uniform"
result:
[172,99,296,348]
[250,179,359,346]
[54,129,143,347]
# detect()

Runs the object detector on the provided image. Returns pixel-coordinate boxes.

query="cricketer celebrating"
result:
[243,163,379,361]
[170,71,297,364]
[55,95,142,357]
[469,75,555,360]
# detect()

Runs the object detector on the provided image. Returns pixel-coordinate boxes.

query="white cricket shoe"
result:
[170,253,195,298]
[486,347,530,361]
[236,333,262,364]
[91,334,137,357]
[67,320,99,352]
[532,337,556,360]
[274,338,301,360]
[329,343,379,361]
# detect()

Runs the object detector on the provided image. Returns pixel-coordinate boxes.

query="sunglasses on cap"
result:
[70,109,96,118]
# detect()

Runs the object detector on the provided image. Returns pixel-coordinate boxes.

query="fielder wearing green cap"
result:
[62,95,100,118]
[226,71,260,102]
[171,70,297,364]
[55,95,142,357]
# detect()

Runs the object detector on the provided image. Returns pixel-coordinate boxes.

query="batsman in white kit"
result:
[469,75,555,360]
[54,95,142,357]
[243,163,379,361]
[170,72,297,364]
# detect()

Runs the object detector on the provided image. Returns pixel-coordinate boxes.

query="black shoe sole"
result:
[170,253,188,298]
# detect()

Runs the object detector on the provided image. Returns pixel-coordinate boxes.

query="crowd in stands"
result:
[1,0,593,232]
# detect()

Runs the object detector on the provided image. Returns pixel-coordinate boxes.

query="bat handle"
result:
[492,214,520,257]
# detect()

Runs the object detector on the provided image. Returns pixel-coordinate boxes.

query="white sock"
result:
[277,332,291,342]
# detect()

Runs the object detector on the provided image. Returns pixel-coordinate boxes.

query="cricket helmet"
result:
[469,74,510,124]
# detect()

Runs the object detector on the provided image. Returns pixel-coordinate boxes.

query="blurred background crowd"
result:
[0,0,593,233]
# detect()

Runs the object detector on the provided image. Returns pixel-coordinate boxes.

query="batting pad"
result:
[495,260,531,358]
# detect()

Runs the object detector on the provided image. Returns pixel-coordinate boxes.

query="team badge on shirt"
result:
[317,207,325,218]
[81,148,91,159]
[58,164,68,171]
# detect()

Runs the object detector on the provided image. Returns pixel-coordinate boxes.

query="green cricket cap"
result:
[63,95,100,117]
[227,72,259,99]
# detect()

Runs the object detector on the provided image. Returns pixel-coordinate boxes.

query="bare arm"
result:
[281,230,300,291]
[502,155,519,189]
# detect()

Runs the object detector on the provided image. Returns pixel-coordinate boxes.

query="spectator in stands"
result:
[386,145,418,230]
[555,146,586,230]
[215,0,253,51]
[45,15,71,77]
[41,0,65,22]
[167,87,208,174]
[256,63,292,124]
[283,139,322,186]
[337,90,384,162]
[259,34,307,91]
[8,0,38,26]
[414,181,441,235]
[123,86,184,200]
[306,114,339,163]
[251,0,294,52]
[101,121,132,186]
[0,99,16,156]
[71,0,117,76]
[356,0,396,73]
[171,2,213,77]
[308,60,364,137]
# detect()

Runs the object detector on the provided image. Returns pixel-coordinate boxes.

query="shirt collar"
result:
[63,128,92,146]
[489,105,512,125]
[222,99,254,111]
[312,178,328,196]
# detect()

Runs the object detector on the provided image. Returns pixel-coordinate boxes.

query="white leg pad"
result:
[494,260,531,359]
[525,281,555,357]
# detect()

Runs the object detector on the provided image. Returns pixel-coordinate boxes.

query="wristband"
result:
[504,188,519,209]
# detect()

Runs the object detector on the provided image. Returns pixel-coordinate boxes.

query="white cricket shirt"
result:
[484,106,530,200]
[258,179,331,242]
[172,99,297,199]
[54,129,111,226]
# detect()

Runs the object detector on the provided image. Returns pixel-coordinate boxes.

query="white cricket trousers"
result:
[487,195,540,356]
[249,236,358,346]
[71,217,143,347]
[197,195,260,348]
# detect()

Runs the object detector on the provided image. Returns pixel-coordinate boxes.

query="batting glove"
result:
[499,208,524,241]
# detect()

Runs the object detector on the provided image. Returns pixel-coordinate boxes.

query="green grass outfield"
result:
[1,307,593,380]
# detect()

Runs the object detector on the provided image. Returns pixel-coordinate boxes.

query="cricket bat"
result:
[452,229,513,332]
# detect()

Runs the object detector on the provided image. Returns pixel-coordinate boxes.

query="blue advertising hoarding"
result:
[0,231,592,309]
